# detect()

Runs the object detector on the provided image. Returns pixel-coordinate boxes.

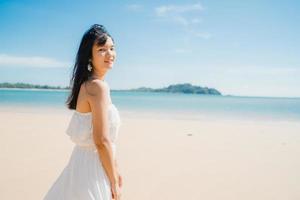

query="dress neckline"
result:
[74,103,115,116]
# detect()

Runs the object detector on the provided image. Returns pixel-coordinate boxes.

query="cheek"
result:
[92,56,103,66]
[97,53,105,60]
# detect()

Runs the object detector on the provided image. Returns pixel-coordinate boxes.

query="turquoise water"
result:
[0,88,300,121]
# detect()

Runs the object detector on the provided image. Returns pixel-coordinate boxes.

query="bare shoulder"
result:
[84,79,108,97]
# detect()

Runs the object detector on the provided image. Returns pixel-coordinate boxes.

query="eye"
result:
[110,47,115,51]
[98,48,105,52]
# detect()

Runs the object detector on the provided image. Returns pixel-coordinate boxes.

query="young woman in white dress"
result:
[43,24,122,200]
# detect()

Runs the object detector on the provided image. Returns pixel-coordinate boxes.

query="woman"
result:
[44,24,122,200]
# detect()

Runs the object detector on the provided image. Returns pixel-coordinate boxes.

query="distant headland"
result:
[0,82,222,95]
[115,83,222,95]
[0,82,69,90]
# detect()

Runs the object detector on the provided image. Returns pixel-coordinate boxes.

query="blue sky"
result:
[0,0,299,97]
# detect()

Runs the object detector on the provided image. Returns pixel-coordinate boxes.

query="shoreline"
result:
[0,105,300,123]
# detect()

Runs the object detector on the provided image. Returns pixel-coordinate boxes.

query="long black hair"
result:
[66,24,114,110]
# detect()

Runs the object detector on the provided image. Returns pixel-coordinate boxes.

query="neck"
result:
[91,69,106,81]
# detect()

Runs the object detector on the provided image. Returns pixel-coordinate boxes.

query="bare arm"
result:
[114,158,123,188]
[87,80,118,186]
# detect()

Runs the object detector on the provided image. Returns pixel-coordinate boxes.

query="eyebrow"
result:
[98,45,114,48]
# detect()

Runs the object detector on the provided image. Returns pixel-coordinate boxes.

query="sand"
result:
[0,109,300,200]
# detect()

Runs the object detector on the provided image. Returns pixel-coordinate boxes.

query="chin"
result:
[107,65,113,69]
[108,63,114,68]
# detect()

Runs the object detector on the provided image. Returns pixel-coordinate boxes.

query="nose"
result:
[107,51,112,56]
[106,49,114,58]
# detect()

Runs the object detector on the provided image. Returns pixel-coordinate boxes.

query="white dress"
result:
[43,103,122,200]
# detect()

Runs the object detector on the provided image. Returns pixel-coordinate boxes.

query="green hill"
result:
[117,83,222,95]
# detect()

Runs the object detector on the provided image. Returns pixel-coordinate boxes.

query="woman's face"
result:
[91,36,116,71]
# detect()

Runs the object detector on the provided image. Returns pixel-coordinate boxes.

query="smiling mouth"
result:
[104,60,114,63]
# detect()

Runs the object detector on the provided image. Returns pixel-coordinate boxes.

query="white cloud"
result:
[126,4,143,12]
[171,16,203,27]
[154,2,211,41]
[155,3,204,16]
[0,54,70,68]
[172,15,189,26]
[155,3,204,26]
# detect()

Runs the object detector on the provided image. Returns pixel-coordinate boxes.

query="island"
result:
[0,82,222,95]
[116,83,222,95]
[0,82,69,90]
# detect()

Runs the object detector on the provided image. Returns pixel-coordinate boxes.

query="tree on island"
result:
[120,83,222,95]
[0,82,221,95]
[0,82,70,90]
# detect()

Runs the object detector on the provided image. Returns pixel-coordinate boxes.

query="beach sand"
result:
[0,109,300,200]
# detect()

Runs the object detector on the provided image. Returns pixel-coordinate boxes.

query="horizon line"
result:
[0,81,299,99]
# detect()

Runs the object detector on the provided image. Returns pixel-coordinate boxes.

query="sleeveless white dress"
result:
[43,103,122,200]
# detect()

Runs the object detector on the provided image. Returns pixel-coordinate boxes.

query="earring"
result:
[87,62,92,71]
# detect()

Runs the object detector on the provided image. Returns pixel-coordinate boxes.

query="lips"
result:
[104,60,114,64]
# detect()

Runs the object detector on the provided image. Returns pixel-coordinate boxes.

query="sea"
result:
[0,88,300,121]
